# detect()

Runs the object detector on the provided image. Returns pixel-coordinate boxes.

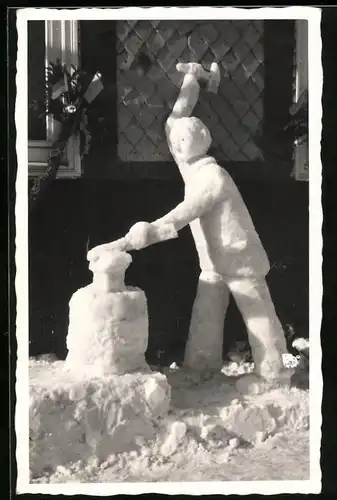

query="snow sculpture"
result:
[29,251,171,477]
[65,250,150,376]
[88,62,291,386]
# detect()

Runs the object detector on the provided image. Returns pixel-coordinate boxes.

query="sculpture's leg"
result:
[227,277,288,381]
[183,271,230,372]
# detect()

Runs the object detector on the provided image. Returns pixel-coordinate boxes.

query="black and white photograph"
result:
[15,6,322,495]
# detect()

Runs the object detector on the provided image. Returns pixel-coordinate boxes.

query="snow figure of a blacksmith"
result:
[88,62,291,387]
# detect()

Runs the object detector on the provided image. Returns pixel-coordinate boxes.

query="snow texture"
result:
[29,360,309,483]
[65,284,150,377]
[66,251,150,377]
[29,361,171,479]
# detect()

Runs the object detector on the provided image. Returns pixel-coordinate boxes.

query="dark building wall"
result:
[29,178,308,365]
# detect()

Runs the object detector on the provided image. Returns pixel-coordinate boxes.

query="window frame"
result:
[28,20,82,179]
[80,20,296,181]
[293,20,309,182]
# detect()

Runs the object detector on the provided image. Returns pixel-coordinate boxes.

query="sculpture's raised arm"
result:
[166,63,220,160]
[87,62,221,261]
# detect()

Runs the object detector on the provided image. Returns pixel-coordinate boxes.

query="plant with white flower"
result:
[282,353,301,369]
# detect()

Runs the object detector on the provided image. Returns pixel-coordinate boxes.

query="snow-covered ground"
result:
[30,358,309,483]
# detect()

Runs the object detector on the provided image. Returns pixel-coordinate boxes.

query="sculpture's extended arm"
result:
[87,222,178,261]
[152,171,226,232]
[87,172,226,260]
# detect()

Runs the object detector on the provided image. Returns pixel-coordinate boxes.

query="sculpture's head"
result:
[169,116,212,162]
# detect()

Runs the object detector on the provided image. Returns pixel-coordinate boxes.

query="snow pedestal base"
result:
[65,283,150,377]
[29,361,171,478]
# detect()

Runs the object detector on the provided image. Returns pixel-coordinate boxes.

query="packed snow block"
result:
[65,284,150,377]
[221,386,309,444]
[29,361,171,478]
[66,251,152,377]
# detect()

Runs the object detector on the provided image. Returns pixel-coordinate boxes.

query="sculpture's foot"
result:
[165,364,222,388]
[235,370,293,396]
[179,365,223,386]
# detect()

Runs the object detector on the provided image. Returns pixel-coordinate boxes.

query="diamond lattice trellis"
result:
[117,20,264,162]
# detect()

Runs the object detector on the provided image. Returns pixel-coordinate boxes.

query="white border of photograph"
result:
[15,6,322,496]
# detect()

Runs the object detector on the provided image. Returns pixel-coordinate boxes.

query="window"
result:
[79,20,295,181]
[28,20,82,178]
[293,20,308,182]
[116,20,265,163]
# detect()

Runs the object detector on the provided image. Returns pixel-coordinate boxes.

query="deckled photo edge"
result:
[15,7,30,494]
[14,6,322,496]
[307,6,323,493]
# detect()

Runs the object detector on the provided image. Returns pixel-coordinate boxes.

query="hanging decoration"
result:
[29,59,107,211]
[284,89,308,147]
[253,89,308,174]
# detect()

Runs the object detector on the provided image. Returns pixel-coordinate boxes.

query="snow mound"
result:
[29,360,171,479]
[30,361,309,483]
[160,421,187,457]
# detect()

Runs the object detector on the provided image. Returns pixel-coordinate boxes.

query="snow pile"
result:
[160,421,187,457]
[29,359,309,483]
[29,360,171,479]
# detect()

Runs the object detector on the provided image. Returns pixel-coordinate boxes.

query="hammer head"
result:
[176,61,221,94]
